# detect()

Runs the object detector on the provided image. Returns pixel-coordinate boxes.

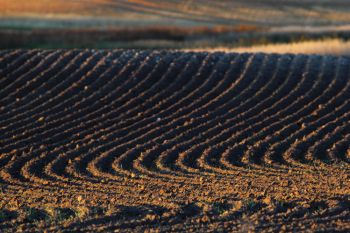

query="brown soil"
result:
[0,50,349,232]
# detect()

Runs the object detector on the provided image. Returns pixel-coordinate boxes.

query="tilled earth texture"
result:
[0,50,350,232]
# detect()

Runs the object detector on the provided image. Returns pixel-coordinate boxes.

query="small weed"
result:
[0,209,17,222]
[212,202,230,215]
[75,206,89,220]
[242,199,258,213]
[90,206,105,216]
[25,207,49,222]
[55,208,76,222]
[274,200,289,212]
[310,201,328,214]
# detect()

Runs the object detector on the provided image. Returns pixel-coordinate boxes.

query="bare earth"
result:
[0,50,349,232]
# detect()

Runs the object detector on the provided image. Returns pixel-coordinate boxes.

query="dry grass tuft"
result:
[188,39,350,55]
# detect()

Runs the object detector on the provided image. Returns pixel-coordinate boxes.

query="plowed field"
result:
[0,50,349,232]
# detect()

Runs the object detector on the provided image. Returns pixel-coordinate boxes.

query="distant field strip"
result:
[2,0,350,27]
[0,50,349,232]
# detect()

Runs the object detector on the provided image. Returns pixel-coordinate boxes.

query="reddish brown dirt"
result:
[0,50,349,232]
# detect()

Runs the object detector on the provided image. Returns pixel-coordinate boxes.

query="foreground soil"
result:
[0,50,349,232]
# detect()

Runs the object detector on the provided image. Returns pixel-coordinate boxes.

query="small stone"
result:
[233,201,243,210]
[77,195,83,203]
[263,196,272,205]
[145,214,157,221]
[201,215,210,223]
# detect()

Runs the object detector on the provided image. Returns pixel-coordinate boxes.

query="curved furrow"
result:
[19,51,154,185]
[108,55,220,180]
[91,53,229,178]
[0,50,127,131]
[305,114,350,163]
[301,105,350,164]
[269,57,350,165]
[266,75,349,165]
[0,51,153,153]
[201,55,305,170]
[0,50,58,118]
[18,51,200,154]
[98,53,204,149]
[122,54,262,178]
[0,51,124,153]
[0,50,35,82]
[171,54,282,173]
[255,200,350,231]
[218,55,324,167]
[218,54,309,168]
[62,53,217,180]
[1,52,211,184]
[0,52,338,177]
[107,54,205,176]
[0,50,89,124]
[55,53,201,184]
[0,49,19,69]
[186,54,293,171]
[213,54,303,168]
[0,50,113,142]
[0,50,59,102]
[45,51,165,183]
[239,55,331,165]
[2,51,78,103]
[110,53,256,177]
[328,133,350,162]
[39,51,177,185]
[76,53,218,178]
[155,53,245,175]
[139,54,271,176]
[0,50,31,82]
[239,55,341,165]
[0,50,52,112]
[24,52,157,185]
[1,50,350,232]
[0,51,80,132]
[126,53,270,177]
[0,51,120,183]
[279,57,342,162]
[0,51,101,131]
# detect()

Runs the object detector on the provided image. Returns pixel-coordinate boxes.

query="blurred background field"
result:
[1,0,350,54]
